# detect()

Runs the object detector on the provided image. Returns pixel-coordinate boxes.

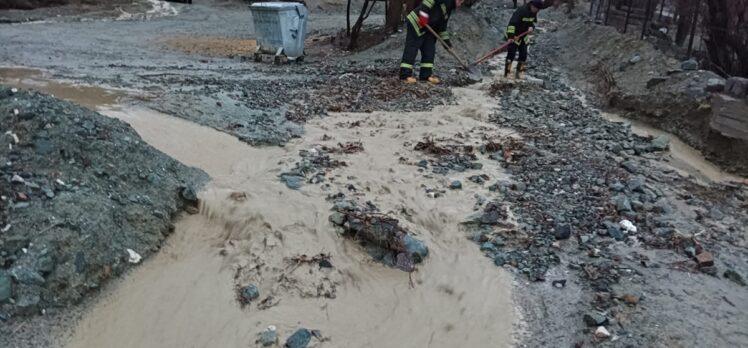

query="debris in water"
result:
[285,328,312,348]
[257,326,278,347]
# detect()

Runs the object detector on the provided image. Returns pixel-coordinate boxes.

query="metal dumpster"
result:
[250,2,308,60]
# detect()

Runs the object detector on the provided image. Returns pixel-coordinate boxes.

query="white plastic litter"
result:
[10,88,18,93]
[127,248,142,264]
[1,224,10,233]
[619,219,638,233]
[13,109,19,115]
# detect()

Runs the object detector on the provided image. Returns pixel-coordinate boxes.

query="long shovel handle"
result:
[472,30,531,66]
[423,24,471,70]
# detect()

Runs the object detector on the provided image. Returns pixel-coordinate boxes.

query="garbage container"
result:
[250,2,308,59]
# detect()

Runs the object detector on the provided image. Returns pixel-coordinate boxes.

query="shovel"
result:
[472,30,531,66]
[423,24,482,82]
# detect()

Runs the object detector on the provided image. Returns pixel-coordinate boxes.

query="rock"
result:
[493,253,506,266]
[512,182,527,192]
[526,76,545,86]
[285,328,312,348]
[42,187,55,198]
[511,89,520,98]
[725,77,748,97]
[653,199,674,214]
[623,294,640,305]
[241,285,260,302]
[402,234,428,263]
[685,86,707,98]
[613,195,632,212]
[258,326,278,347]
[552,279,566,288]
[646,77,668,89]
[450,180,462,190]
[627,176,645,192]
[681,59,698,71]
[696,252,715,267]
[723,270,746,286]
[0,271,11,302]
[480,242,498,254]
[280,174,305,190]
[629,55,641,64]
[648,136,669,152]
[329,212,346,226]
[554,223,572,240]
[609,182,625,192]
[583,312,608,327]
[180,187,198,202]
[705,78,726,92]
[684,246,697,258]
[595,326,611,339]
[604,221,624,241]
[621,161,638,173]
[11,175,25,184]
[10,267,45,285]
[417,160,428,168]
[709,207,725,221]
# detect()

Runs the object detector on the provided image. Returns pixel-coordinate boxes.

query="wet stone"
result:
[180,187,198,202]
[621,161,638,173]
[493,253,507,266]
[241,285,260,302]
[285,328,312,348]
[723,270,746,286]
[681,59,699,71]
[402,234,428,263]
[583,312,608,327]
[480,242,498,254]
[258,327,278,347]
[0,271,11,302]
[709,207,725,221]
[554,223,572,240]
[280,174,305,190]
[328,212,346,226]
[613,195,632,212]
[450,180,462,190]
[10,267,45,285]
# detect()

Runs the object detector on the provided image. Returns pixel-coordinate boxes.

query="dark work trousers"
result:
[506,40,528,63]
[399,23,437,80]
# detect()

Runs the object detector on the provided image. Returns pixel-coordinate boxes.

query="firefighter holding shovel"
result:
[399,0,466,84]
[505,0,544,79]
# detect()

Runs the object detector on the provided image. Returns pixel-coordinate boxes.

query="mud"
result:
[66,85,517,348]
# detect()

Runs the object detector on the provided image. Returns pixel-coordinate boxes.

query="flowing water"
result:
[1,69,519,348]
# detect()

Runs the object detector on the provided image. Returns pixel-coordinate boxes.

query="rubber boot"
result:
[426,76,441,85]
[504,62,513,78]
[402,76,417,84]
[515,62,526,80]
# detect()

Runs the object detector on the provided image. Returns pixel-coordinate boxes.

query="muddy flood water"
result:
[1,67,518,348]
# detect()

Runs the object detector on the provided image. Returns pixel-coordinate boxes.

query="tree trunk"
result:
[348,0,371,50]
[386,0,405,34]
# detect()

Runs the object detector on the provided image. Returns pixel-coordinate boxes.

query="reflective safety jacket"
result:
[506,4,537,43]
[406,0,456,41]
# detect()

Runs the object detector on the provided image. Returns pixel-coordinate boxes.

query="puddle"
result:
[601,112,744,184]
[65,82,518,347]
[0,67,127,110]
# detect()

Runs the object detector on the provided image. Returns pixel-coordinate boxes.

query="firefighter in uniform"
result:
[399,0,465,84]
[505,0,543,79]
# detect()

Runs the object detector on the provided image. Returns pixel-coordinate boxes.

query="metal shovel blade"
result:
[462,65,482,83]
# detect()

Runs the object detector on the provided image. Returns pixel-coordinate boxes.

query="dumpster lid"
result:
[250,2,306,9]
